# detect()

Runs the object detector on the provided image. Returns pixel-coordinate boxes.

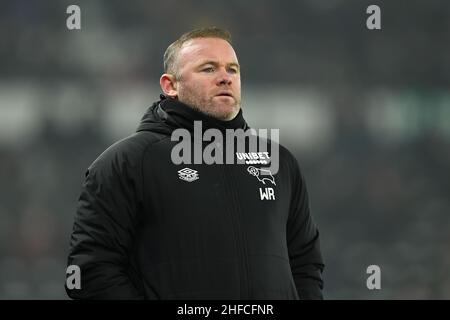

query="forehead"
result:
[177,37,239,66]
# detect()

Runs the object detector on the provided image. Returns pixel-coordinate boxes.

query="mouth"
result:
[215,92,234,98]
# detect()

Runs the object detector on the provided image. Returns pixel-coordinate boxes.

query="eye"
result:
[202,67,215,73]
[228,68,238,74]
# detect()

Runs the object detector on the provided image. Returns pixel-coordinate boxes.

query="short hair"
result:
[163,27,232,77]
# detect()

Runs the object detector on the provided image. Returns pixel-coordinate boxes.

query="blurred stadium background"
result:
[0,0,449,299]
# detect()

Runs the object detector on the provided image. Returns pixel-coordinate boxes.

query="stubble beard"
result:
[177,84,241,121]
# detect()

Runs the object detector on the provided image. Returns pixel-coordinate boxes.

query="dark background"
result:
[0,0,449,299]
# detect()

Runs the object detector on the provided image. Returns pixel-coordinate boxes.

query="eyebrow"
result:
[197,60,240,69]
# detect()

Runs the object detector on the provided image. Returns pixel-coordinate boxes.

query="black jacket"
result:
[66,96,324,299]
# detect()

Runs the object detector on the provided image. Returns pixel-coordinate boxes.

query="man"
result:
[66,27,324,299]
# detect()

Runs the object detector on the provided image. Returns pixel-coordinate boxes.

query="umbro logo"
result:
[178,168,199,182]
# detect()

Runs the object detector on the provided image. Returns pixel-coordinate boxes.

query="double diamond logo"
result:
[178,168,199,182]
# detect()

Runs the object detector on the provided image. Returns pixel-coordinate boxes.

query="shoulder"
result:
[255,133,302,175]
[279,144,303,175]
[88,131,169,175]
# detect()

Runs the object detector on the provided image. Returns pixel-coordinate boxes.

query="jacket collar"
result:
[137,94,248,135]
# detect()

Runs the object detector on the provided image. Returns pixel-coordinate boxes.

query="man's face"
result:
[173,37,241,121]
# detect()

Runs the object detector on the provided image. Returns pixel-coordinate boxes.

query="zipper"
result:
[221,163,250,298]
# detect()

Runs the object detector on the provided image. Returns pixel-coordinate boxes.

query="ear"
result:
[160,74,178,98]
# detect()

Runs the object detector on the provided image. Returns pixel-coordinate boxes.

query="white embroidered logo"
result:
[178,168,199,182]
[247,166,276,186]
[236,152,270,165]
[247,166,276,201]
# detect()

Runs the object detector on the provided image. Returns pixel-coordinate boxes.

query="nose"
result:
[217,68,232,86]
